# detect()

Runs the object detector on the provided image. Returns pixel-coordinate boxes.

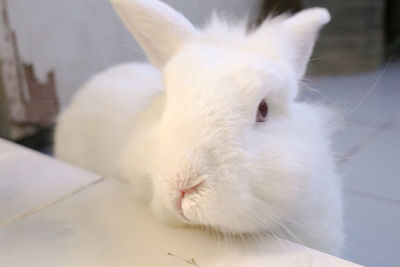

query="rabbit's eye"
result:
[256,99,268,122]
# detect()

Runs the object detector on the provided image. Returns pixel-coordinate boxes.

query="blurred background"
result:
[0,0,399,266]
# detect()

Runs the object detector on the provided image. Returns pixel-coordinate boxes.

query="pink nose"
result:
[179,182,201,199]
[177,182,202,220]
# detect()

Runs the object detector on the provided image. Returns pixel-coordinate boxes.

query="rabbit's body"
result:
[55,62,163,180]
[55,0,343,255]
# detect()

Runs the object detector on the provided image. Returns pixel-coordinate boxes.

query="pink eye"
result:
[256,99,268,122]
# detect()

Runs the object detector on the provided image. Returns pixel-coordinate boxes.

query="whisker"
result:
[309,55,335,62]
[343,57,393,118]
[106,41,146,57]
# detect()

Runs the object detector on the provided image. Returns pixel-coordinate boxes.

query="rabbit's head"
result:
[112,0,330,233]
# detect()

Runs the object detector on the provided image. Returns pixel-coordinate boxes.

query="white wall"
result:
[8,0,259,107]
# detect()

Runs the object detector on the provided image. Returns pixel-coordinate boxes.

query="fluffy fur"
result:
[55,0,343,255]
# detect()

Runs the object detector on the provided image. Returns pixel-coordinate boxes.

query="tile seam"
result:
[345,187,400,206]
[0,177,105,228]
[337,119,395,165]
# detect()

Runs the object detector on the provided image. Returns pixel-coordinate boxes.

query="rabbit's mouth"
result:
[176,202,191,222]
[173,181,204,223]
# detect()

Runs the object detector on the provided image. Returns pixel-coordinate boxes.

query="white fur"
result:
[55,0,343,255]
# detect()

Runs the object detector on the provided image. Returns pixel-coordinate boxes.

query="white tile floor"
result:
[0,140,360,267]
[305,60,400,267]
[0,140,101,226]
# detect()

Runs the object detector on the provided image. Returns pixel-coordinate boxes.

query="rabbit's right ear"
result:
[111,0,197,69]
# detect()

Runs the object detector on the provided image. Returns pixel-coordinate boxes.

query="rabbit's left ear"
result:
[111,0,197,69]
[284,8,330,80]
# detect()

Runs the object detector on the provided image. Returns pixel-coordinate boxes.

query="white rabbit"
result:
[55,0,343,255]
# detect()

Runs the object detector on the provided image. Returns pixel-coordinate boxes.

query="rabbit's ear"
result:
[284,8,330,79]
[111,0,197,69]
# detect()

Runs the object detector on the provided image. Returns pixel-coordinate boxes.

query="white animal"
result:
[55,0,343,255]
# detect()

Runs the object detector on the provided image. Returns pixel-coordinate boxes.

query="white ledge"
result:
[0,138,362,266]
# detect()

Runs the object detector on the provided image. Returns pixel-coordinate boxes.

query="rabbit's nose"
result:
[179,181,202,199]
[176,181,203,221]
